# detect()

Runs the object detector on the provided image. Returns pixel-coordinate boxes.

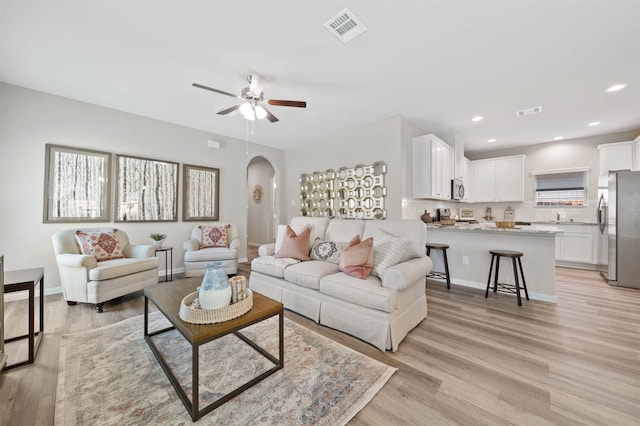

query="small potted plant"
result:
[149,233,167,248]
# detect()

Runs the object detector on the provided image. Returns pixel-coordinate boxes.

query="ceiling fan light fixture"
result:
[255,105,267,120]
[239,103,255,120]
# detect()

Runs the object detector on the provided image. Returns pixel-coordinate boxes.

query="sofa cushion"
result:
[284,261,340,290]
[324,219,365,243]
[339,234,374,279]
[184,247,237,262]
[88,257,158,281]
[75,229,125,262]
[310,240,345,264]
[319,272,397,313]
[251,256,300,278]
[371,229,409,278]
[200,224,230,248]
[275,226,311,261]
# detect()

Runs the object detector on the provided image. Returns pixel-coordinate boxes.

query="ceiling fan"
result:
[192,73,307,123]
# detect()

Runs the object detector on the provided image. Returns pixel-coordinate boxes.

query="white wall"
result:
[247,157,275,245]
[404,130,640,223]
[285,116,404,221]
[0,83,285,291]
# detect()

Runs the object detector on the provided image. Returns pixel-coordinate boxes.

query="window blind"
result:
[535,171,588,206]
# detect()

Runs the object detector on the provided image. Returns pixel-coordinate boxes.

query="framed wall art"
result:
[182,164,220,221]
[43,144,112,223]
[115,154,178,222]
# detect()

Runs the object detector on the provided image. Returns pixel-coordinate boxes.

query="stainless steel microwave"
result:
[451,178,465,200]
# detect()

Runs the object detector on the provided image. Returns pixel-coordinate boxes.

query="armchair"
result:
[52,228,159,312]
[183,223,239,277]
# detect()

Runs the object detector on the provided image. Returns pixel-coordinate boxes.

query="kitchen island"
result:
[426,223,561,303]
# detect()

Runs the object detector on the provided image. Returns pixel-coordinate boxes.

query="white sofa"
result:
[250,217,433,351]
[52,227,159,312]
[183,223,240,277]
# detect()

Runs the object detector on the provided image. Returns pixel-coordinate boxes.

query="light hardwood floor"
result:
[1,265,638,425]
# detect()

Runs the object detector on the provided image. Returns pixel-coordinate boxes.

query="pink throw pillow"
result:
[339,234,374,279]
[200,224,230,248]
[74,229,125,262]
[274,226,311,261]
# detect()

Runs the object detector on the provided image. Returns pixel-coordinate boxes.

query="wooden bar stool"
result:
[426,243,451,289]
[485,249,529,306]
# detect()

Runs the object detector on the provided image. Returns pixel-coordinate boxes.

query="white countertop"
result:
[427,223,561,235]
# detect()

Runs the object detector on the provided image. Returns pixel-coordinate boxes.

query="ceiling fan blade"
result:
[262,106,279,123]
[217,105,240,115]
[249,72,264,96]
[267,99,307,108]
[192,83,241,99]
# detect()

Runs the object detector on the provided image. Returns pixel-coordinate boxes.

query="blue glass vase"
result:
[199,262,231,309]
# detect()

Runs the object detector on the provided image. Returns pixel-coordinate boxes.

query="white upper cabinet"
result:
[412,134,454,200]
[471,155,525,202]
[462,157,472,202]
[598,141,633,175]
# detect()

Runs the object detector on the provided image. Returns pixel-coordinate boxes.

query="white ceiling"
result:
[2,1,639,153]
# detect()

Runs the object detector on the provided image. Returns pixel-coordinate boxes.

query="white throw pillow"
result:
[371,229,409,278]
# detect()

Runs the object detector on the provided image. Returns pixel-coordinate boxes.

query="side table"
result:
[3,267,44,369]
[155,246,173,282]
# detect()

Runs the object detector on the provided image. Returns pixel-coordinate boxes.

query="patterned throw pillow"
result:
[371,229,409,278]
[200,224,230,248]
[339,234,374,279]
[74,229,125,262]
[310,240,345,264]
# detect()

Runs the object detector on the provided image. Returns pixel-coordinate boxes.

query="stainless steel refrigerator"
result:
[601,170,640,289]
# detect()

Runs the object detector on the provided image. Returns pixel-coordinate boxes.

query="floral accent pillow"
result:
[310,240,345,264]
[200,224,231,248]
[339,234,374,279]
[74,229,125,262]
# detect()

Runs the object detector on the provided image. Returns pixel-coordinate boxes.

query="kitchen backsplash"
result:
[403,199,600,223]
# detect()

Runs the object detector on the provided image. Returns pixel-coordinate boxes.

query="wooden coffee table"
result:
[144,281,284,421]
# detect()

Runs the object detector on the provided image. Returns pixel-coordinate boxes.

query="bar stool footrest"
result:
[427,272,448,280]
[493,282,526,295]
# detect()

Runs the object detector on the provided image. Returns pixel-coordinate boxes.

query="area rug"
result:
[55,312,396,425]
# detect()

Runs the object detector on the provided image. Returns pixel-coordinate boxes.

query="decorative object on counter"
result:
[483,207,494,221]
[149,233,167,247]
[229,275,249,303]
[459,208,475,221]
[439,219,457,226]
[420,210,433,223]
[299,161,387,220]
[504,206,515,220]
[495,221,516,229]
[198,262,231,309]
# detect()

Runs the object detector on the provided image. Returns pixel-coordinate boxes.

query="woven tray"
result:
[179,289,253,324]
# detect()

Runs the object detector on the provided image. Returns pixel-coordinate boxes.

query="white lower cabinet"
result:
[555,224,595,264]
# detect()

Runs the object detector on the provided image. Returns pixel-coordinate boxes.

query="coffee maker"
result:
[436,208,451,222]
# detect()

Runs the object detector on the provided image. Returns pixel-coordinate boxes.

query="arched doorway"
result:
[246,156,276,260]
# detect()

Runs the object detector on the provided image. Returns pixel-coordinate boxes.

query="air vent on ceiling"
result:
[324,8,367,43]
[516,106,543,117]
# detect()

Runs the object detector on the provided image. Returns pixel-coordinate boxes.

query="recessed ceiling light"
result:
[588,121,601,127]
[487,138,496,143]
[472,116,483,122]
[606,84,626,92]
[553,136,564,141]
